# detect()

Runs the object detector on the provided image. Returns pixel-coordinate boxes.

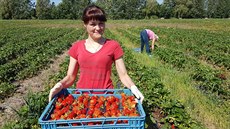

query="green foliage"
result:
[2,91,48,129]
[142,0,160,19]
[127,25,230,100]
[96,0,145,19]
[0,0,34,19]
[106,29,202,128]
[206,0,230,18]
[0,82,16,102]
[192,65,229,99]
[36,0,52,19]
[0,23,84,100]
[0,0,229,19]
[57,0,90,19]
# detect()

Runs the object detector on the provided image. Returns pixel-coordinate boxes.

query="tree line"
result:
[0,0,229,19]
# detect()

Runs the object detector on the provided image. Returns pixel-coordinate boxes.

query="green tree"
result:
[160,0,206,18]
[96,0,145,19]
[0,0,13,19]
[0,0,33,19]
[50,2,58,19]
[142,0,160,19]
[205,0,230,18]
[36,0,51,19]
[160,0,175,18]
[187,0,205,18]
[215,0,230,18]
[57,0,90,19]
[94,0,113,18]
[205,0,215,18]
[13,0,34,19]
[173,0,189,18]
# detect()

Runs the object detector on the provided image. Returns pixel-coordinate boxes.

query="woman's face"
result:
[84,20,105,41]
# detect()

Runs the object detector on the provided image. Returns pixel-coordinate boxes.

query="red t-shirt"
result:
[68,39,124,89]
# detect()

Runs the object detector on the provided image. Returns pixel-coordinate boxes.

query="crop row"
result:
[0,28,84,101]
[0,28,73,65]
[105,29,200,128]
[121,27,229,100]
[16,29,199,128]
[0,27,38,47]
[2,27,202,129]
[157,28,230,69]
[128,27,230,69]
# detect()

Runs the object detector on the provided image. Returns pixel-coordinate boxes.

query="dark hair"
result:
[82,5,107,24]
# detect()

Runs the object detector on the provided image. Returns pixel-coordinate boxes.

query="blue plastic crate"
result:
[39,88,146,129]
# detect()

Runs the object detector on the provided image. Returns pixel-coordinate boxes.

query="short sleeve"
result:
[68,40,84,60]
[68,45,77,60]
[113,42,124,60]
[146,29,155,40]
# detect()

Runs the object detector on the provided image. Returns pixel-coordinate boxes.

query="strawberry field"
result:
[0,19,229,129]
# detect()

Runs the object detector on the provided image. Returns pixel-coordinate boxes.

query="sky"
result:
[32,0,164,5]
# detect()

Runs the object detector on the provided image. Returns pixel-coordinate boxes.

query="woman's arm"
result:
[60,57,79,88]
[151,39,155,50]
[115,57,144,103]
[48,57,79,101]
[115,57,135,88]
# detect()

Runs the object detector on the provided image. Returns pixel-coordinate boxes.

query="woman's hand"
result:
[48,82,63,102]
[130,85,144,103]
[151,45,154,50]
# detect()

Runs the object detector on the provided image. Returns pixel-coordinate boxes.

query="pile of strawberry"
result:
[50,93,139,123]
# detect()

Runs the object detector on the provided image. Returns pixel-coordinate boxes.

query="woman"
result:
[49,5,144,103]
[140,29,159,55]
